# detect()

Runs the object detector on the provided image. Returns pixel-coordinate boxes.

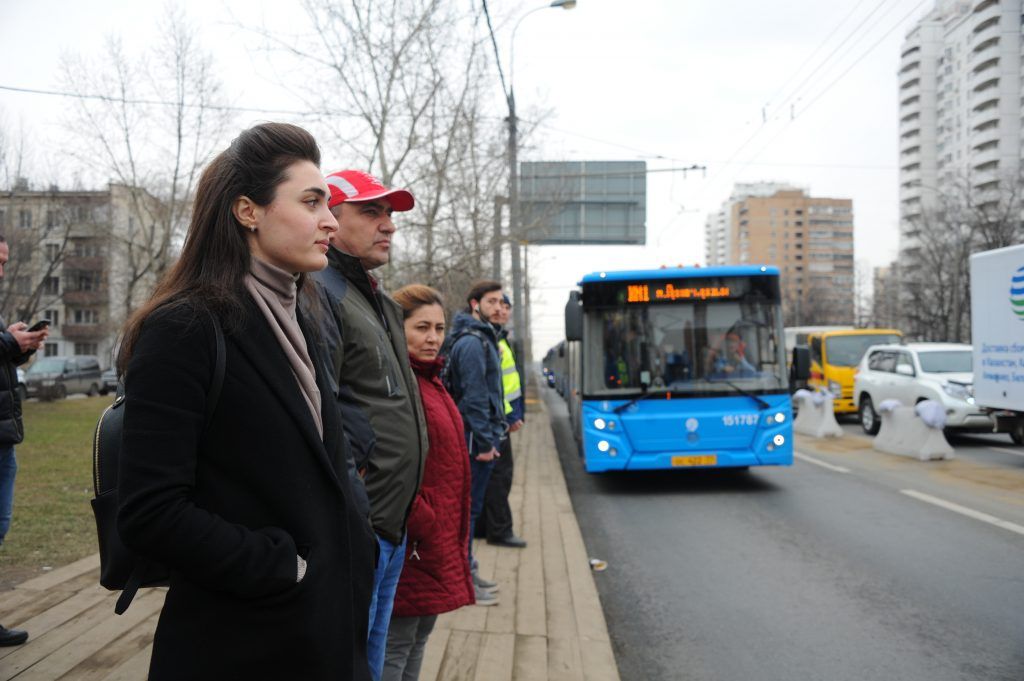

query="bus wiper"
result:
[613,387,672,414]
[721,379,770,410]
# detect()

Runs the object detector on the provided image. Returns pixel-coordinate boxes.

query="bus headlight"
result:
[597,440,610,452]
[773,434,785,447]
[774,412,786,423]
[593,418,607,430]
[827,380,841,396]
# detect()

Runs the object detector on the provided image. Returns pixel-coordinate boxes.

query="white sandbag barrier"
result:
[872,399,954,461]
[792,389,844,438]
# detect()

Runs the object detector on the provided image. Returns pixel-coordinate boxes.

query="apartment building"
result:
[0,182,163,367]
[898,0,1022,299]
[705,183,854,325]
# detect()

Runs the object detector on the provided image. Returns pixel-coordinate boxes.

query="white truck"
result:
[969,244,1024,445]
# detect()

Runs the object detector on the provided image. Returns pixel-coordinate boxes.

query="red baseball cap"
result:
[324,169,415,212]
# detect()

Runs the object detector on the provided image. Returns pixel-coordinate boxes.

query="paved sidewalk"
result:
[0,396,620,681]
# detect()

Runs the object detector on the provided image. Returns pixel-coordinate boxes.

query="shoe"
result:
[0,625,28,647]
[472,570,499,592]
[488,534,527,548]
[474,585,499,606]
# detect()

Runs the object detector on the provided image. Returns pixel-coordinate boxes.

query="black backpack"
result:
[91,317,225,614]
[439,327,489,400]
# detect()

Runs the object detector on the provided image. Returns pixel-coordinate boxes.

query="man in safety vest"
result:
[479,294,527,548]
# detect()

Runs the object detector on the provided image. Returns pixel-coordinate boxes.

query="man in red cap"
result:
[299,170,427,681]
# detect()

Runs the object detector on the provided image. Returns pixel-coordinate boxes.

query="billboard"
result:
[519,161,646,245]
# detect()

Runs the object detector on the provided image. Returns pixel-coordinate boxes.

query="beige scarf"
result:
[244,257,323,439]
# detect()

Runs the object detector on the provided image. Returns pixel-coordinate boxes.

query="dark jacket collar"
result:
[326,246,389,330]
[451,311,498,345]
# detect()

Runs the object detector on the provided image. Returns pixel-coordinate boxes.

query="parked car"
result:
[24,355,103,400]
[853,343,993,435]
[99,368,118,396]
[15,367,26,403]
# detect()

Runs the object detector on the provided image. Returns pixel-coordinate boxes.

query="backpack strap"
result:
[115,311,225,616]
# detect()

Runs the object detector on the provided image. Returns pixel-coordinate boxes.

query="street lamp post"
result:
[488,0,576,366]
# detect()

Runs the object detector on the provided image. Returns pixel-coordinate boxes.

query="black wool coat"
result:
[117,300,375,681]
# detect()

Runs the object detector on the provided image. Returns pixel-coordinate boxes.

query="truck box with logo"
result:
[969,244,1024,444]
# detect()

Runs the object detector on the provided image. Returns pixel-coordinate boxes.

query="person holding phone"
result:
[0,236,49,647]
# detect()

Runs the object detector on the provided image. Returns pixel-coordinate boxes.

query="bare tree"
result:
[901,171,1024,341]
[57,5,232,319]
[247,0,517,304]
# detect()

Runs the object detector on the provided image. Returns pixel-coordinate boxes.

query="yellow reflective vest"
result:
[499,337,522,416]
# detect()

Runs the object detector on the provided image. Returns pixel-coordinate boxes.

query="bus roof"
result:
[579,264,779,285]
[808,328,903,339]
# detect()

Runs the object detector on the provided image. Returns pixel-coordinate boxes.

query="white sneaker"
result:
[474,585,500,606]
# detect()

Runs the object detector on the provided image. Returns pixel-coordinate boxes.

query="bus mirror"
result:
[565,291,583,342]
[792,346,810,381]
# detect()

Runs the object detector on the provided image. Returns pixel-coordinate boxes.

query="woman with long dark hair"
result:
[116,122,375,680]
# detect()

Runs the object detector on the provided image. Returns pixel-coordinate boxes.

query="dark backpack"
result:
[439,327,489,400]
[90,317,225,614]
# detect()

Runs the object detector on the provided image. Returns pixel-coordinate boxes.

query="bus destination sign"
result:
[626,283,732,304]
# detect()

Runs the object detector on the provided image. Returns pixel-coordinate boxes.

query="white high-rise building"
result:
[898,0,1022,261]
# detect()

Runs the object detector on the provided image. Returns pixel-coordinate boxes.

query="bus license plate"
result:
[671,455,717,467]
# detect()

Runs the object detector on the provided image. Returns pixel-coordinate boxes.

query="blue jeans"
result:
[468,457,496,569]
[0,446,16,545]
[367,534,407,681]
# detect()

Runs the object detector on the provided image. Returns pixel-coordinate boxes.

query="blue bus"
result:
[562,265,804,473]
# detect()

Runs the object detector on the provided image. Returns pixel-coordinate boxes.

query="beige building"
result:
[0,182,164,368]
[706,184,854,326]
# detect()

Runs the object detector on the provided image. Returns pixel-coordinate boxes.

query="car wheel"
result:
[860,396,880,435]
[54,384,67,400]
[87,383,99,397]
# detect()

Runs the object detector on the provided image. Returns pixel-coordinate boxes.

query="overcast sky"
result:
[0,0,928,356]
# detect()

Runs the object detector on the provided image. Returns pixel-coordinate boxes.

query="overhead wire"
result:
[729,0,928,179]
[707,0,897,183]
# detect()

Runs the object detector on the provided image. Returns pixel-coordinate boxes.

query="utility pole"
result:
[492,196,505,281]
[508,92,525,345]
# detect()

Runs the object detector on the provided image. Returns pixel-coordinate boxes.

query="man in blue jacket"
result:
[444,280,506,604]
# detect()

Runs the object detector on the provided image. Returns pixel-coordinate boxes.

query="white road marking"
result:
[900,489,1024,537]
[794,452,850,473]
[987,446,1024,459]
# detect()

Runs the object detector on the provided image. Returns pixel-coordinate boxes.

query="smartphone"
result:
[27,320,50,332]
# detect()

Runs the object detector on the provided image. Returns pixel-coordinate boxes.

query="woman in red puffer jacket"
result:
[383,284,474,681]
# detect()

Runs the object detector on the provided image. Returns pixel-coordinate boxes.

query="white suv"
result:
[853,343,993,435]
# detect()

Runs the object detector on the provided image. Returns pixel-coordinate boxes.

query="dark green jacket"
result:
[302,247,427,545]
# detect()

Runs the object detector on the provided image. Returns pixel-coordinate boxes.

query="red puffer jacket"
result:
[392,355,474,617]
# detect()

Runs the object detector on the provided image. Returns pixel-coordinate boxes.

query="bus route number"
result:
[722,414,759,426]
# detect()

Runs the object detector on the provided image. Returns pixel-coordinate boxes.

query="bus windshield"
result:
[583,300,786,397]
[824,334,901,367]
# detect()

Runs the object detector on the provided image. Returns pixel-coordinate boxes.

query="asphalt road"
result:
[544,390,1024,681]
